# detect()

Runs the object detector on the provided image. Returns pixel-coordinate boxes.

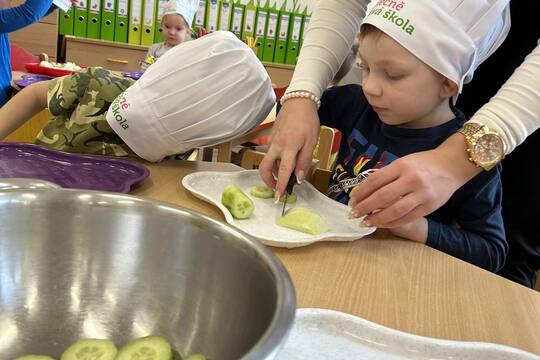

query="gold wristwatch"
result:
[457,122,505,171]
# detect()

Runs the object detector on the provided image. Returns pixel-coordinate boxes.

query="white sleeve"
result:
[286,0,368,98]
[468,40,540,154]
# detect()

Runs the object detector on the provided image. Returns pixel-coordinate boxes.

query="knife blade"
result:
[281,173,297,216]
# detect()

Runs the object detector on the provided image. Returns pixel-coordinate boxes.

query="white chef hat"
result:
[106,31,275,162]
[362,0,511,93]
[162,0,198,27]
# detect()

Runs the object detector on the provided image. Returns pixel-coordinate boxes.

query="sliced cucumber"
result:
[221,184,255,219]
[60,339,117,360]
[250,185,275,199]
[15,356,55,360]
[185,355,207,360]
[115,336,172,360]
[278,193,297,204]
[277,207,328,235]
[172,349,183,360]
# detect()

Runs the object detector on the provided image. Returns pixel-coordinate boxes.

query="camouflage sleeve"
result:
[46,73,80,117]
[47,67,135,117]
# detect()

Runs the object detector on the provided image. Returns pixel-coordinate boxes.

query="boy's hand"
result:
[388,217,428,244]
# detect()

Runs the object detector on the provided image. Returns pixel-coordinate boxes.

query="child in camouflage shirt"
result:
[0,31,275,162]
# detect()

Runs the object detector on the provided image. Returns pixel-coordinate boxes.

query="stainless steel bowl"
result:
[0,179,295,360]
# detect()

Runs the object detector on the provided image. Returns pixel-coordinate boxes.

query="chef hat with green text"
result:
[106,31,275,162]
[362,0,511,92]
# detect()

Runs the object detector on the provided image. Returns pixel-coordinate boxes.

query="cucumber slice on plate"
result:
[278,193,297,204]
[250,185,275,199]
[15,356,55,360]
[115,336,172,360]
[221,184,255,219]
[185,355,207,360]
[60,339,117,360]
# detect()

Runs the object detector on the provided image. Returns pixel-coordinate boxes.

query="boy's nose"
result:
[362,75,382,97]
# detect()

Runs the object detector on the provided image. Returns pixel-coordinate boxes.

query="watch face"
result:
[473,134,504,165]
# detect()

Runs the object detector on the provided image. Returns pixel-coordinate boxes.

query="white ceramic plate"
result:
[277,308,540,360]
[182,170,375,248]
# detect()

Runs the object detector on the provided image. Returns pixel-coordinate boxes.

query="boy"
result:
[141,0,197,71]
[319,0,510,272]
[0,31,275,162]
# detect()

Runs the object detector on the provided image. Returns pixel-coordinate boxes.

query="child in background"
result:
[0,0,57,106]
[0,31,275,162]
[316,0,511,272]
[140,0,198,72]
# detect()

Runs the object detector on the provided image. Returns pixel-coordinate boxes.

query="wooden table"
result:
[131,160,540,356]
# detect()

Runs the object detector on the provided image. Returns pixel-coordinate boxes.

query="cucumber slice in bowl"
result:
[115,336,172,360]
[60,339,117,360]
[15,356,55,360]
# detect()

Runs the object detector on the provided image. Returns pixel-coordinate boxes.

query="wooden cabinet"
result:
[9,4,58,61]
[65,36,149,72]
[262,62,294,87]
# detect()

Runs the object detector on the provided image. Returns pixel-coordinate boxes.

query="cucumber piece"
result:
[221,184,255,219]
[185,355,206,360]
[60,339,117,360]
[15,356,55,360]
[250,185,275,199]
[278,193,297,204]
[172,349,183,360]
[276,207,328,235]
[115,336,172,360]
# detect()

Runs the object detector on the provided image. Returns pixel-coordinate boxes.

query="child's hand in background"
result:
[388,217,428,244]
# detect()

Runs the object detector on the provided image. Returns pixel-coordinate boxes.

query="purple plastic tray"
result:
[0,142,149,193]
[121,71,143,80]
[15,74,54,89]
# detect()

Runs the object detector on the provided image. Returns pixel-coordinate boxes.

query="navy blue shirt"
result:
[0,0,54,106]
[319,84,507,272]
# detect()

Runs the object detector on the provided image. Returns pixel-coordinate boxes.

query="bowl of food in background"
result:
[25,60,84,77]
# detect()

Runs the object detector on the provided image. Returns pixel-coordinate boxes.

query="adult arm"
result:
[0,0,54,33]
[259,0,368,199]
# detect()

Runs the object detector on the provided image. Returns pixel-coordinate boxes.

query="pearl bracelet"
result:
[279,91,321,109]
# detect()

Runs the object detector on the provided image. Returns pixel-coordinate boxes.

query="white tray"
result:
[277,308,540,360]
[182,170,375,248]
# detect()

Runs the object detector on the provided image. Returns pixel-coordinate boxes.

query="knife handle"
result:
[286,173,297,194]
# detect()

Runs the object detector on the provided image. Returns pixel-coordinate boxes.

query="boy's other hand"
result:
[259,97,320,200]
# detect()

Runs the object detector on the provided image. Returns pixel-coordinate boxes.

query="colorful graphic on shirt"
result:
[328,128,397,204]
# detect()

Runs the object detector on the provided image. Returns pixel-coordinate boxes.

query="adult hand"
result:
[259,97,320,200]
[349,133,483,228]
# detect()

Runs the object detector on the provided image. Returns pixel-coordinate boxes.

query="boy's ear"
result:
[440,78,459,99]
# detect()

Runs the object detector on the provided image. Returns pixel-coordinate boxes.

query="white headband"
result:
[362,0,511,92]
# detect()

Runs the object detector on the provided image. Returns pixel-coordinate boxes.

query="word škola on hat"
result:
[368,2,415,35]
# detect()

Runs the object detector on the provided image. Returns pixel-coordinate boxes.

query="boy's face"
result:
[358,32,456,128]
[0,0,11,9]
[161,14,189,47]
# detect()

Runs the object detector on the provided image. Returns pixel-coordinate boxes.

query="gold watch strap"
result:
[458,122,483,138]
